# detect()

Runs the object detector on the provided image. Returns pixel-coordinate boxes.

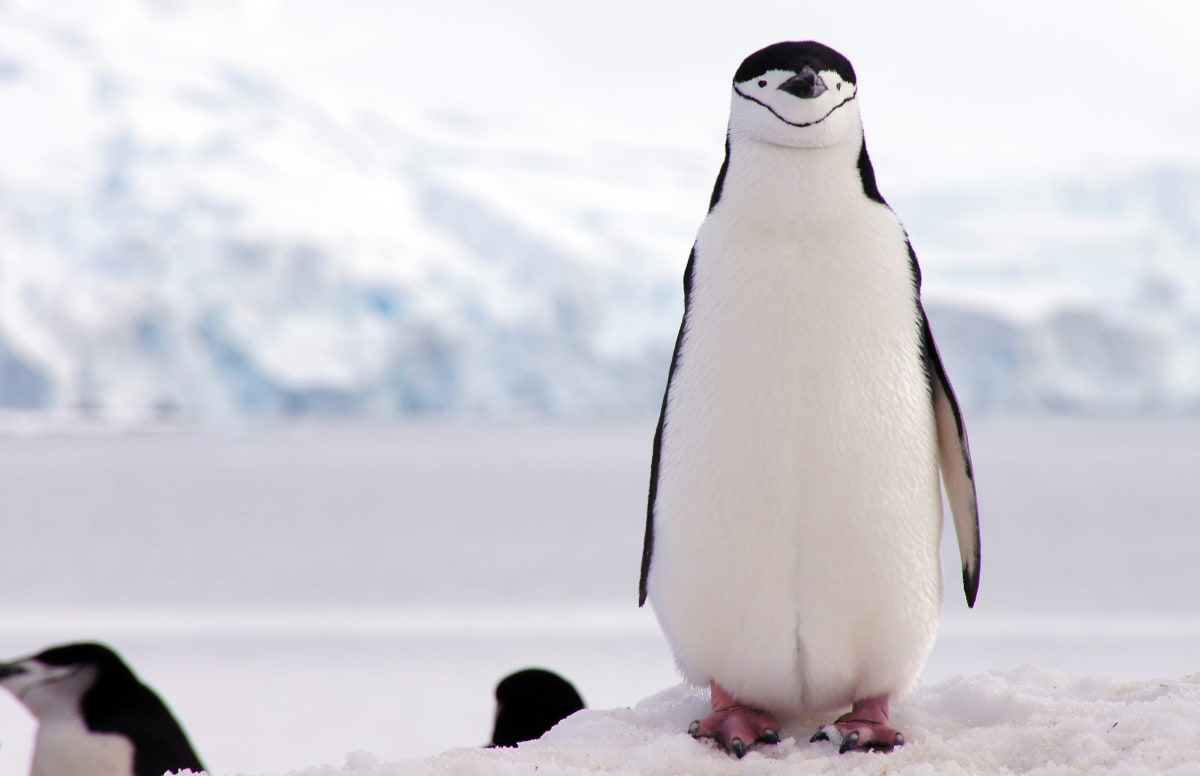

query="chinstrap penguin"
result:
[488,668,585,747]
[0,642,206,776]
[639,40,981,757]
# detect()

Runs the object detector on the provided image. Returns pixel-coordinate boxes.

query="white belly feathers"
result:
[647,158,944,714]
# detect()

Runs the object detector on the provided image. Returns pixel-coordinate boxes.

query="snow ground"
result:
[2,607,1199,776]
[0,419,1198,774]
[299,671,1200,775]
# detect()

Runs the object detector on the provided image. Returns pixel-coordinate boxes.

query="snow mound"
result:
[276,669,1199,776]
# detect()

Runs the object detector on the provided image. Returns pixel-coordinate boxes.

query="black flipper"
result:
[641,139,730,608]
[640,250,695,607]
[921,306,981,607]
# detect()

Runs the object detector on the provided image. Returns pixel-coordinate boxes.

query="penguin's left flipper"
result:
[921,307,981,607]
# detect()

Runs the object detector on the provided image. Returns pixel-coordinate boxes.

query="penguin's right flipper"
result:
[640,250,697,607]
[921,308,981,607]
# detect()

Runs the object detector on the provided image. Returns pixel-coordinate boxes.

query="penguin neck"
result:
[20,667,96,722]
[717,130,872,230]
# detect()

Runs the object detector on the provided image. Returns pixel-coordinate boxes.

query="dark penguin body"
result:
[489,668,585,747]
[639,41,980,755]
[0,642,205,776]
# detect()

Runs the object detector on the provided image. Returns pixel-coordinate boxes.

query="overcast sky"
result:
[242,0,1200,191]
[11,0,1200,193]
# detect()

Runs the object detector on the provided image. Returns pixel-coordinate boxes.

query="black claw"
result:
[688,721,701,738]
[761,728,780,745]
[810,727,829,743]
[894,732,905,747]
[839,731,860,754]
[730,737,746,758]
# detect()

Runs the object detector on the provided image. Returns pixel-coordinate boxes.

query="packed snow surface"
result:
[289,671,1200,775]
[1,419,1198,775]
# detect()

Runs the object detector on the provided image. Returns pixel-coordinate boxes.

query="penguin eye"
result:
[836,82,842,91]
[757,80,767,88]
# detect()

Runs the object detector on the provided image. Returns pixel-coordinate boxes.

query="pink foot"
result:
[810,695,905,753]
[688,682,782,758]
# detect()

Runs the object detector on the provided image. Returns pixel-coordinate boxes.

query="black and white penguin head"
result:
[0,643,123,721]
[1,642,206,776]
[728,41,861,148]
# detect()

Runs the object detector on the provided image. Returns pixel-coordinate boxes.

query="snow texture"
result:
[275,671,1200,776]
[0,421,1198,774]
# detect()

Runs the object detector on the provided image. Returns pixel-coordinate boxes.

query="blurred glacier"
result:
[0,3,1197,420]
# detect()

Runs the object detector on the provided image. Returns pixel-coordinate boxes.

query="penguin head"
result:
[728,41,861,148]
[0,642,129,721]
[489,668,585,747]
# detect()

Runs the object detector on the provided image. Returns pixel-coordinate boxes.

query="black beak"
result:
[779,66,827,99]
[0,662,28,681]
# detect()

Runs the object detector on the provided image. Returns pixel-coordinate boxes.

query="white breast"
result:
[32,717,135,776]
[648,134,944,714]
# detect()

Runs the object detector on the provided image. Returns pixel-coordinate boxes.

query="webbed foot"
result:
[810,695,904,753]
[688,681,781,758]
